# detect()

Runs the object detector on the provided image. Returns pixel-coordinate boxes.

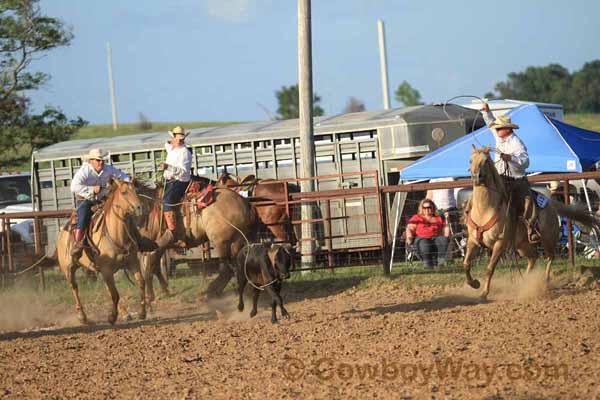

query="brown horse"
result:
[216,173,299,246]
[56,179,147,324]
[465,146,597,299]
[137,182,257,300]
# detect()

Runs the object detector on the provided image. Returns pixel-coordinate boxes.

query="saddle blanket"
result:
[532,190,550,209]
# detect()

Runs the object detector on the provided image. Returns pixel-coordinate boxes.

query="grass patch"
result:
[73,121,241,140]
[1,254,591,310]
[564,113,600,132]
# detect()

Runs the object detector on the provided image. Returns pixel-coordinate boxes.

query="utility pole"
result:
[377,19,391,110]
[298,0,315,270]
[106,42,118,131]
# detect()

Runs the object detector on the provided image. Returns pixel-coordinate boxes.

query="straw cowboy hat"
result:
[168,126,190,138]
[84,148,109,161]
[489,115,519,130]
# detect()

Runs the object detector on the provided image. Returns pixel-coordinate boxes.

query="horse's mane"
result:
[474,149,508,201]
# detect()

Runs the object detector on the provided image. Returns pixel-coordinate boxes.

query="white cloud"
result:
[204,0,256,22]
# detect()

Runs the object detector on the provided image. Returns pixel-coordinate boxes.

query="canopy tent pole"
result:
[580,179,599,252]
[389,197,402,273]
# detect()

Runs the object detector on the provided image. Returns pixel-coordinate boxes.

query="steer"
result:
[235,242,292,323]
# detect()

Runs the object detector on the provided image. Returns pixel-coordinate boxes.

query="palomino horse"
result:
[465,146,597,299]
[56,179,147,324]
[137,182,257,301]
[216,173,299,246]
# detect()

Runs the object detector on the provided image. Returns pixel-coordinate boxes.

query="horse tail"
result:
[551,200,600,228]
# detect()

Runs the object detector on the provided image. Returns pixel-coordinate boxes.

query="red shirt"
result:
[408,214,445,239]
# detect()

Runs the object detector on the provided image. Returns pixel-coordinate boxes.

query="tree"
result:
[0,0,86,166]
[343,97,365,113]
[492,64,571,108]
[569,60,600,113]
[275,84,324,120]
[394,81,422,107]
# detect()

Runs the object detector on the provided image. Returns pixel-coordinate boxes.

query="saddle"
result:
[186,181,216,209]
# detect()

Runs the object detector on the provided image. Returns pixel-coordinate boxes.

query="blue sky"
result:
[30,0,600,125]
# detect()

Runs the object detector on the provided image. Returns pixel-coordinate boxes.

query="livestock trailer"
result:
[31,104,488,254]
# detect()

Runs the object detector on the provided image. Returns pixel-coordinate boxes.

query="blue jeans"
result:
[76,200,96,230]
[163,180,189,211]
[414,236,449,267]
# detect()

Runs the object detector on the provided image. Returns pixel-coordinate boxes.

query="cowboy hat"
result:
[489,115,519,130]
[168,126,190,138]
[84,148,109,161]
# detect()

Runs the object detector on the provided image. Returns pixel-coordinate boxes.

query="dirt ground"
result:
[1,270,600,399]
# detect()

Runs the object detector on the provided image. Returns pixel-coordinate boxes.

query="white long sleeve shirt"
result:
[70,162,130,200]
[482,111,529,178]
[163,142,192,182]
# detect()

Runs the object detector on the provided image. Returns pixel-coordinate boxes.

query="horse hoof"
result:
[108,313,118,325]
[122,313,133,322]
[479,292,488,301]
[250,310,257,318]
[282,312,290,320]
[238,303,244,312]
[271,319,279,324]
[77,312,88,324]
[469,279,481,289]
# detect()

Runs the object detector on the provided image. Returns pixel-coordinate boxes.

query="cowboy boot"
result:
[155,211,176,250]
[70,229,85,259]
[173,211,188,247]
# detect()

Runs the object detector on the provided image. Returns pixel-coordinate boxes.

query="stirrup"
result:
[527,225,541,244]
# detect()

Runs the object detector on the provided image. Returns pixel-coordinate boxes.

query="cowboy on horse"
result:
[70,148,133,259]
[156,126,192,249]
[481,103,540,242]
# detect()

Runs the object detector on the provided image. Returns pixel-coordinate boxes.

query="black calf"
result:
[235,243,291,323]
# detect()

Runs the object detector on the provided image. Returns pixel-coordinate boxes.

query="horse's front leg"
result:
[100,268,120,325]
[481,240,505,300]
[130,259,147,321]
[140,252,157,307]
[463,239,480,289]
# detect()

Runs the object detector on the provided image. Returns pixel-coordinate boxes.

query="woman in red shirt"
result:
[405,199,450,268]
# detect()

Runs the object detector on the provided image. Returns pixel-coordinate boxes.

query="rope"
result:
[14,255,48,276]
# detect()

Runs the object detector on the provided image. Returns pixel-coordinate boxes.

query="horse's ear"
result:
[108,177,118,191]
[471,144,477,153]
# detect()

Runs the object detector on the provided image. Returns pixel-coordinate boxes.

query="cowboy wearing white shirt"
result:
[70,148,131,258]
[156,126,192,249]
[481,103,539,242]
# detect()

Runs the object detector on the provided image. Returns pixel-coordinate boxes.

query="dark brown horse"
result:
[216,173,299,246]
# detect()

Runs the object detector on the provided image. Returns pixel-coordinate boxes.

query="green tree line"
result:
[485,61,600,113]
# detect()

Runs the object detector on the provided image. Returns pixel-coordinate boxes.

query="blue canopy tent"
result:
[400,104,600,181]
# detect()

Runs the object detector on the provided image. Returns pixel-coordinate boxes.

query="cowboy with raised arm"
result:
[481,103,540,242]
[156,126,192,249]
[70,148,131,259]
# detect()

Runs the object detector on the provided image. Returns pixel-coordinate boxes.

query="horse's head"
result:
[216,172,238,188]
[108,178,143,218]
[470,145,494,186]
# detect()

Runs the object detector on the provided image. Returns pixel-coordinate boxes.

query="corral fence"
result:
[2,170,600,287]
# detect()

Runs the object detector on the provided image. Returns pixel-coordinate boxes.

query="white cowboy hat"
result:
[489,115,519,130]
[84,148,109,161]
[168,126,190,139]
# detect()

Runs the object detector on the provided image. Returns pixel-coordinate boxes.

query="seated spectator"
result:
[405,199,450,268]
